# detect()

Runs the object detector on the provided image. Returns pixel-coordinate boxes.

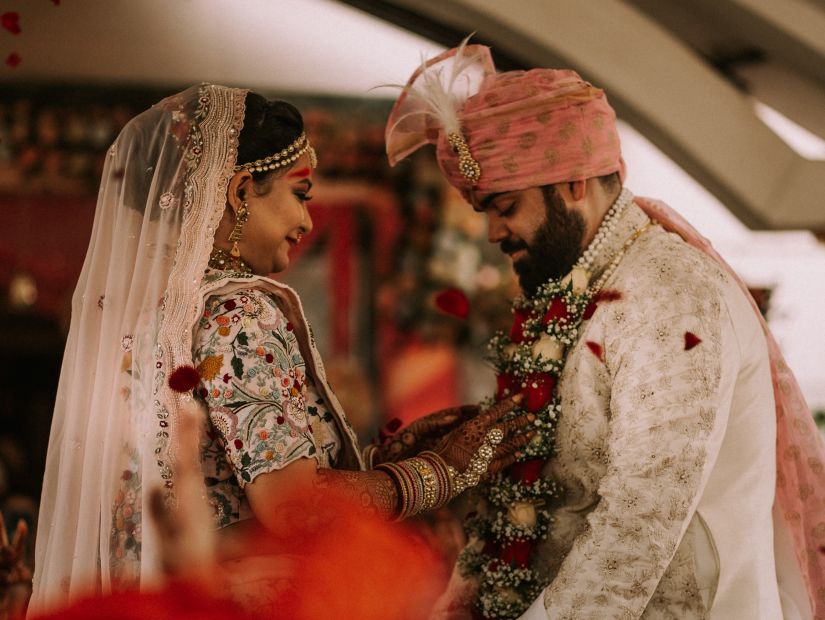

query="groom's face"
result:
[471,185,586,296]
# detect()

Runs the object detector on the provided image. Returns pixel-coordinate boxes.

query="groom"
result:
[385,43,824,619]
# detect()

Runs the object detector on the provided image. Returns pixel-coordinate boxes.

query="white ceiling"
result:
[0,0,443,96]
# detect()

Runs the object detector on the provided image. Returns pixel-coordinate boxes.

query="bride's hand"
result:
[372,405,479,464]
[0,513,32,618]
[432,395,533,477]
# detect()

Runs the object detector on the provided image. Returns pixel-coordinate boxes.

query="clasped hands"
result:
[370,394,534,479]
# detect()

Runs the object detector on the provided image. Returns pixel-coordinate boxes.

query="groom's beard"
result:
[504,187,587,297]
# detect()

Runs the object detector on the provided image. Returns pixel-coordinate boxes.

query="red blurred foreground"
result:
[32,487,447,620]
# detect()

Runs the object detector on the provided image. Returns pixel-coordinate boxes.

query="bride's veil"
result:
[30,84,248,614]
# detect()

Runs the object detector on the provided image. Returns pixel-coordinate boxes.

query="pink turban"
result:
[386,43,625,195]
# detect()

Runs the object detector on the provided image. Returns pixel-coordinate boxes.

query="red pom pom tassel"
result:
[168,365,201,393]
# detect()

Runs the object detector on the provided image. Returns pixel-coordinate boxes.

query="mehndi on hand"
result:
[375,395,535,520]
[364,404,478,466]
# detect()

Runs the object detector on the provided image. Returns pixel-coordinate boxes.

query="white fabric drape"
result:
[30,84,248,615]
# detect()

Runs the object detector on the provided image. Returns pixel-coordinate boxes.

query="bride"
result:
[28,84,532,615]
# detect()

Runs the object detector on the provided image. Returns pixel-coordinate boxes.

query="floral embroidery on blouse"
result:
[193,287,342,528]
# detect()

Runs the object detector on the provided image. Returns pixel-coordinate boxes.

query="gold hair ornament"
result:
[233,132,317,173]
[447,131,481,184]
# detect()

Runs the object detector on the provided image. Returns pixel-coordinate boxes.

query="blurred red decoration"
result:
[31,583,255,620]
[227,487,446,620]
[1,12,21,35]
[5,52,21,68]
[32,488,445,620]
[434,288,470,319]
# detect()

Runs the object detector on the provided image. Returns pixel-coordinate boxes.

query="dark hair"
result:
[236,92,304,184]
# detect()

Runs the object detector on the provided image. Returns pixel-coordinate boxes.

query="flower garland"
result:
[457,189,637,619]
[457,267,593,619]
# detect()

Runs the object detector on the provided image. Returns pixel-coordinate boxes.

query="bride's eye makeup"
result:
[289,171,313,203]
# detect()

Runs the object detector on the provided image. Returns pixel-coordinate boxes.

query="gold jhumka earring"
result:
[208,201,253,274]
[229,201,250,258]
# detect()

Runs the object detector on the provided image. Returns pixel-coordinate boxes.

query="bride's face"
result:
[224,152,314,275]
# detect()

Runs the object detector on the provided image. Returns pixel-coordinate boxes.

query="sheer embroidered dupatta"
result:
[30,85,248,614]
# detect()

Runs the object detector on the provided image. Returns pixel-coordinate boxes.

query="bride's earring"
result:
[228,201,250,257]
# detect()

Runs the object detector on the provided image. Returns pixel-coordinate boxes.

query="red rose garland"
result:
[460,206,647,618]
[458,267,598,619]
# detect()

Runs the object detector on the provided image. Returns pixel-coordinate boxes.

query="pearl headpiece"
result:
[233,132,317,173]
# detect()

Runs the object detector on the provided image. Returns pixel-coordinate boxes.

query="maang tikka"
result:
[229,201,250,257]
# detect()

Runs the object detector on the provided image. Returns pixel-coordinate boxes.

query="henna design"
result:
[373,405,476,464]
[315,469,399,519]
[432,396,534,475]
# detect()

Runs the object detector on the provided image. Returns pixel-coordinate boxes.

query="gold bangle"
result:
[419,451,454,508]
[408,457,437,511]
[376,462,409,520]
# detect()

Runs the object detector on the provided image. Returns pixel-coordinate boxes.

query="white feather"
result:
[385,35,484,138]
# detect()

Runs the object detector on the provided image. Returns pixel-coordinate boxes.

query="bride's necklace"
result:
[208,247,253,275]
[458,189,649,619]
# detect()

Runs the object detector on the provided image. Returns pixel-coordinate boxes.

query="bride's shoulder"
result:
[203,286,288,326]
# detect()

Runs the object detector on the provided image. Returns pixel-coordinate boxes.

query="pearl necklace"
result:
[588,219,652,295]
[575,187,634,272]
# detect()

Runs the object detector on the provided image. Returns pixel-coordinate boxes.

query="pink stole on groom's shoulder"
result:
[635,196,825,618]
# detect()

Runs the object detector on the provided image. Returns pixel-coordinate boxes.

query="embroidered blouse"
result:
[193,287,342,528]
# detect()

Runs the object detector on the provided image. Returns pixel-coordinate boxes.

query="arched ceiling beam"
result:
[730,0,825,84]
[344,0,825,230]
